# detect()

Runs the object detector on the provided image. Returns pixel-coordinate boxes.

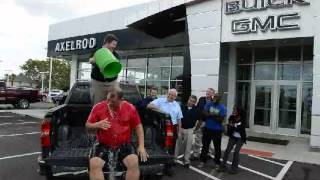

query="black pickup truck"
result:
[38,81,174,179]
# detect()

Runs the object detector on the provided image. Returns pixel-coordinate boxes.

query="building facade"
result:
[47,0,320,148]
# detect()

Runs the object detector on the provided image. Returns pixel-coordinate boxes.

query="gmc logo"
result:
[232,13,300,34]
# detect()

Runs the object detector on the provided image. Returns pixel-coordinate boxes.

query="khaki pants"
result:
[175,128,193,164]
[90,79,119,105]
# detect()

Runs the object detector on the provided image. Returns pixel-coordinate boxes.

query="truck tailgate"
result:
[45,144,172,167]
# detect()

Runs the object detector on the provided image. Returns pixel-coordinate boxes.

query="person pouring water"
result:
[89,34,122,105]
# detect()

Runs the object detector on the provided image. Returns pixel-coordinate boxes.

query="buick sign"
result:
[55,38,96,52]
[225,0,310,14]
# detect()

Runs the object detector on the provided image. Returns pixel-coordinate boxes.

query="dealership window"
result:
[77,61,91,80]
[120,52,185,100]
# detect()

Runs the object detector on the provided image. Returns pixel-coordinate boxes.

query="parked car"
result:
[51,91,68,106]
[38,81,174,180]
[0,81,40,109]
[47,89,63,102]
[39,91,48,102]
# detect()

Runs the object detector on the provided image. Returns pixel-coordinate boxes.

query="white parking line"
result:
[0,116,14,118]
[0,122,38,126]
[237,164,274,180]
[15,122,38,125]
[275,161,293,180]
[176,160,221,180]
[0,123,13,126]
[249,155,286,166]
[0,152,41,160]
[209,154,274,180]
[0,132,40,137]
[53,170,88,177]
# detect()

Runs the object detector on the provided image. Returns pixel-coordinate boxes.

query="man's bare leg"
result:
[123,154,140,180]
[89,157,105,180]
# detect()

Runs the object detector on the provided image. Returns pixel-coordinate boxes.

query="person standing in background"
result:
[190,88,215,161]
[198,94,226,168]
[174,95,201,168]
[218,106,246,174]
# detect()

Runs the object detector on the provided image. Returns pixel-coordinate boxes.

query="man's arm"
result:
[135,124,148,162]
[146,103,161,112]
[86,119,110,131]
[194,120,203,132]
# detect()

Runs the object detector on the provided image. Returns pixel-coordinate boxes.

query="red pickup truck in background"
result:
[0,81,41,109]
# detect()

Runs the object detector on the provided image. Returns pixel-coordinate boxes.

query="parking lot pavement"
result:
[0,102,52,110]
[0,112,319,180]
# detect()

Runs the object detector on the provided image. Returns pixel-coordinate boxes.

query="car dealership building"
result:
[47,0,320,148]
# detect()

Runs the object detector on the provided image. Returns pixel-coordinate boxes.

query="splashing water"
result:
[107,149,119,180]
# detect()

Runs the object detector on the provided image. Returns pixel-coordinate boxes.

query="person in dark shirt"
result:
[190,88,215,160]
[218,106,246,174]
[198,93,226,168]
[89,34,121,105]
[174,95,201,167]
[139,87,158,108]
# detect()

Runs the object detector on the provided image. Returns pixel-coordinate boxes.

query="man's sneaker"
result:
[184,163,190,168]
[197,162,205,168]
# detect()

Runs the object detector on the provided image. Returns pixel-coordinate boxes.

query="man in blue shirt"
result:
[198,94,226,168]
[147,89,183,176]
[147,89,183,126]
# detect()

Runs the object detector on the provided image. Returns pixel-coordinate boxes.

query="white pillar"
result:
[311,35,320,148]
[186,0,222,98]
[227,44,237,118]
[69,55,78,89]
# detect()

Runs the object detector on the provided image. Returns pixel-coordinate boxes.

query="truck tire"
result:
[42,95,47,102]
[18,99,30,109]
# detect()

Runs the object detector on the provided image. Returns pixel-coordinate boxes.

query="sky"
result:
[0,0,154,79]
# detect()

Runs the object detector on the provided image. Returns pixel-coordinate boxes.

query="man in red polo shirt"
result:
[86,87,148,180]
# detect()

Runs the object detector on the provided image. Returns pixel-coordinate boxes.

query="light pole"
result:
[39,71,49,92]
[48,58,53,92]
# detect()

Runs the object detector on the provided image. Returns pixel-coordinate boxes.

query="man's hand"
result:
[89,57,95,64]
[137,146,149,162]
[95,119,111,130]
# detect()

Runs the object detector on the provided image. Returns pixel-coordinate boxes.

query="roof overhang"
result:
[127,5,186,38]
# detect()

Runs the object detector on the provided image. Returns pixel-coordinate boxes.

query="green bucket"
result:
[94,48,122,78]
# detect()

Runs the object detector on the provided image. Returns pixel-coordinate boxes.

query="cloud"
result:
[0,0,154,79]
[14,0,75,19]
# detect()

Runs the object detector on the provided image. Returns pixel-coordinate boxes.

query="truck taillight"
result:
[165,121,174,149]
[41,119,51,147]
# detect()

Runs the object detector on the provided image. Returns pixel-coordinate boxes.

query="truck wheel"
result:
[42,96,47,102]
[18,99,30,109]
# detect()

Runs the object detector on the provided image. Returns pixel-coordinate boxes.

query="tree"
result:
[4,73,17,86]
[20,58,71,91]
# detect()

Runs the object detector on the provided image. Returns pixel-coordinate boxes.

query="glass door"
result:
[275,83,300,136]
[250,83,274,133]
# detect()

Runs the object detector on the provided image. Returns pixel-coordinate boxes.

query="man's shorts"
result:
[89,142,136,163]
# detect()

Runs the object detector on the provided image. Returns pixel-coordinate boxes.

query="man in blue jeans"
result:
[198,94,226,168]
